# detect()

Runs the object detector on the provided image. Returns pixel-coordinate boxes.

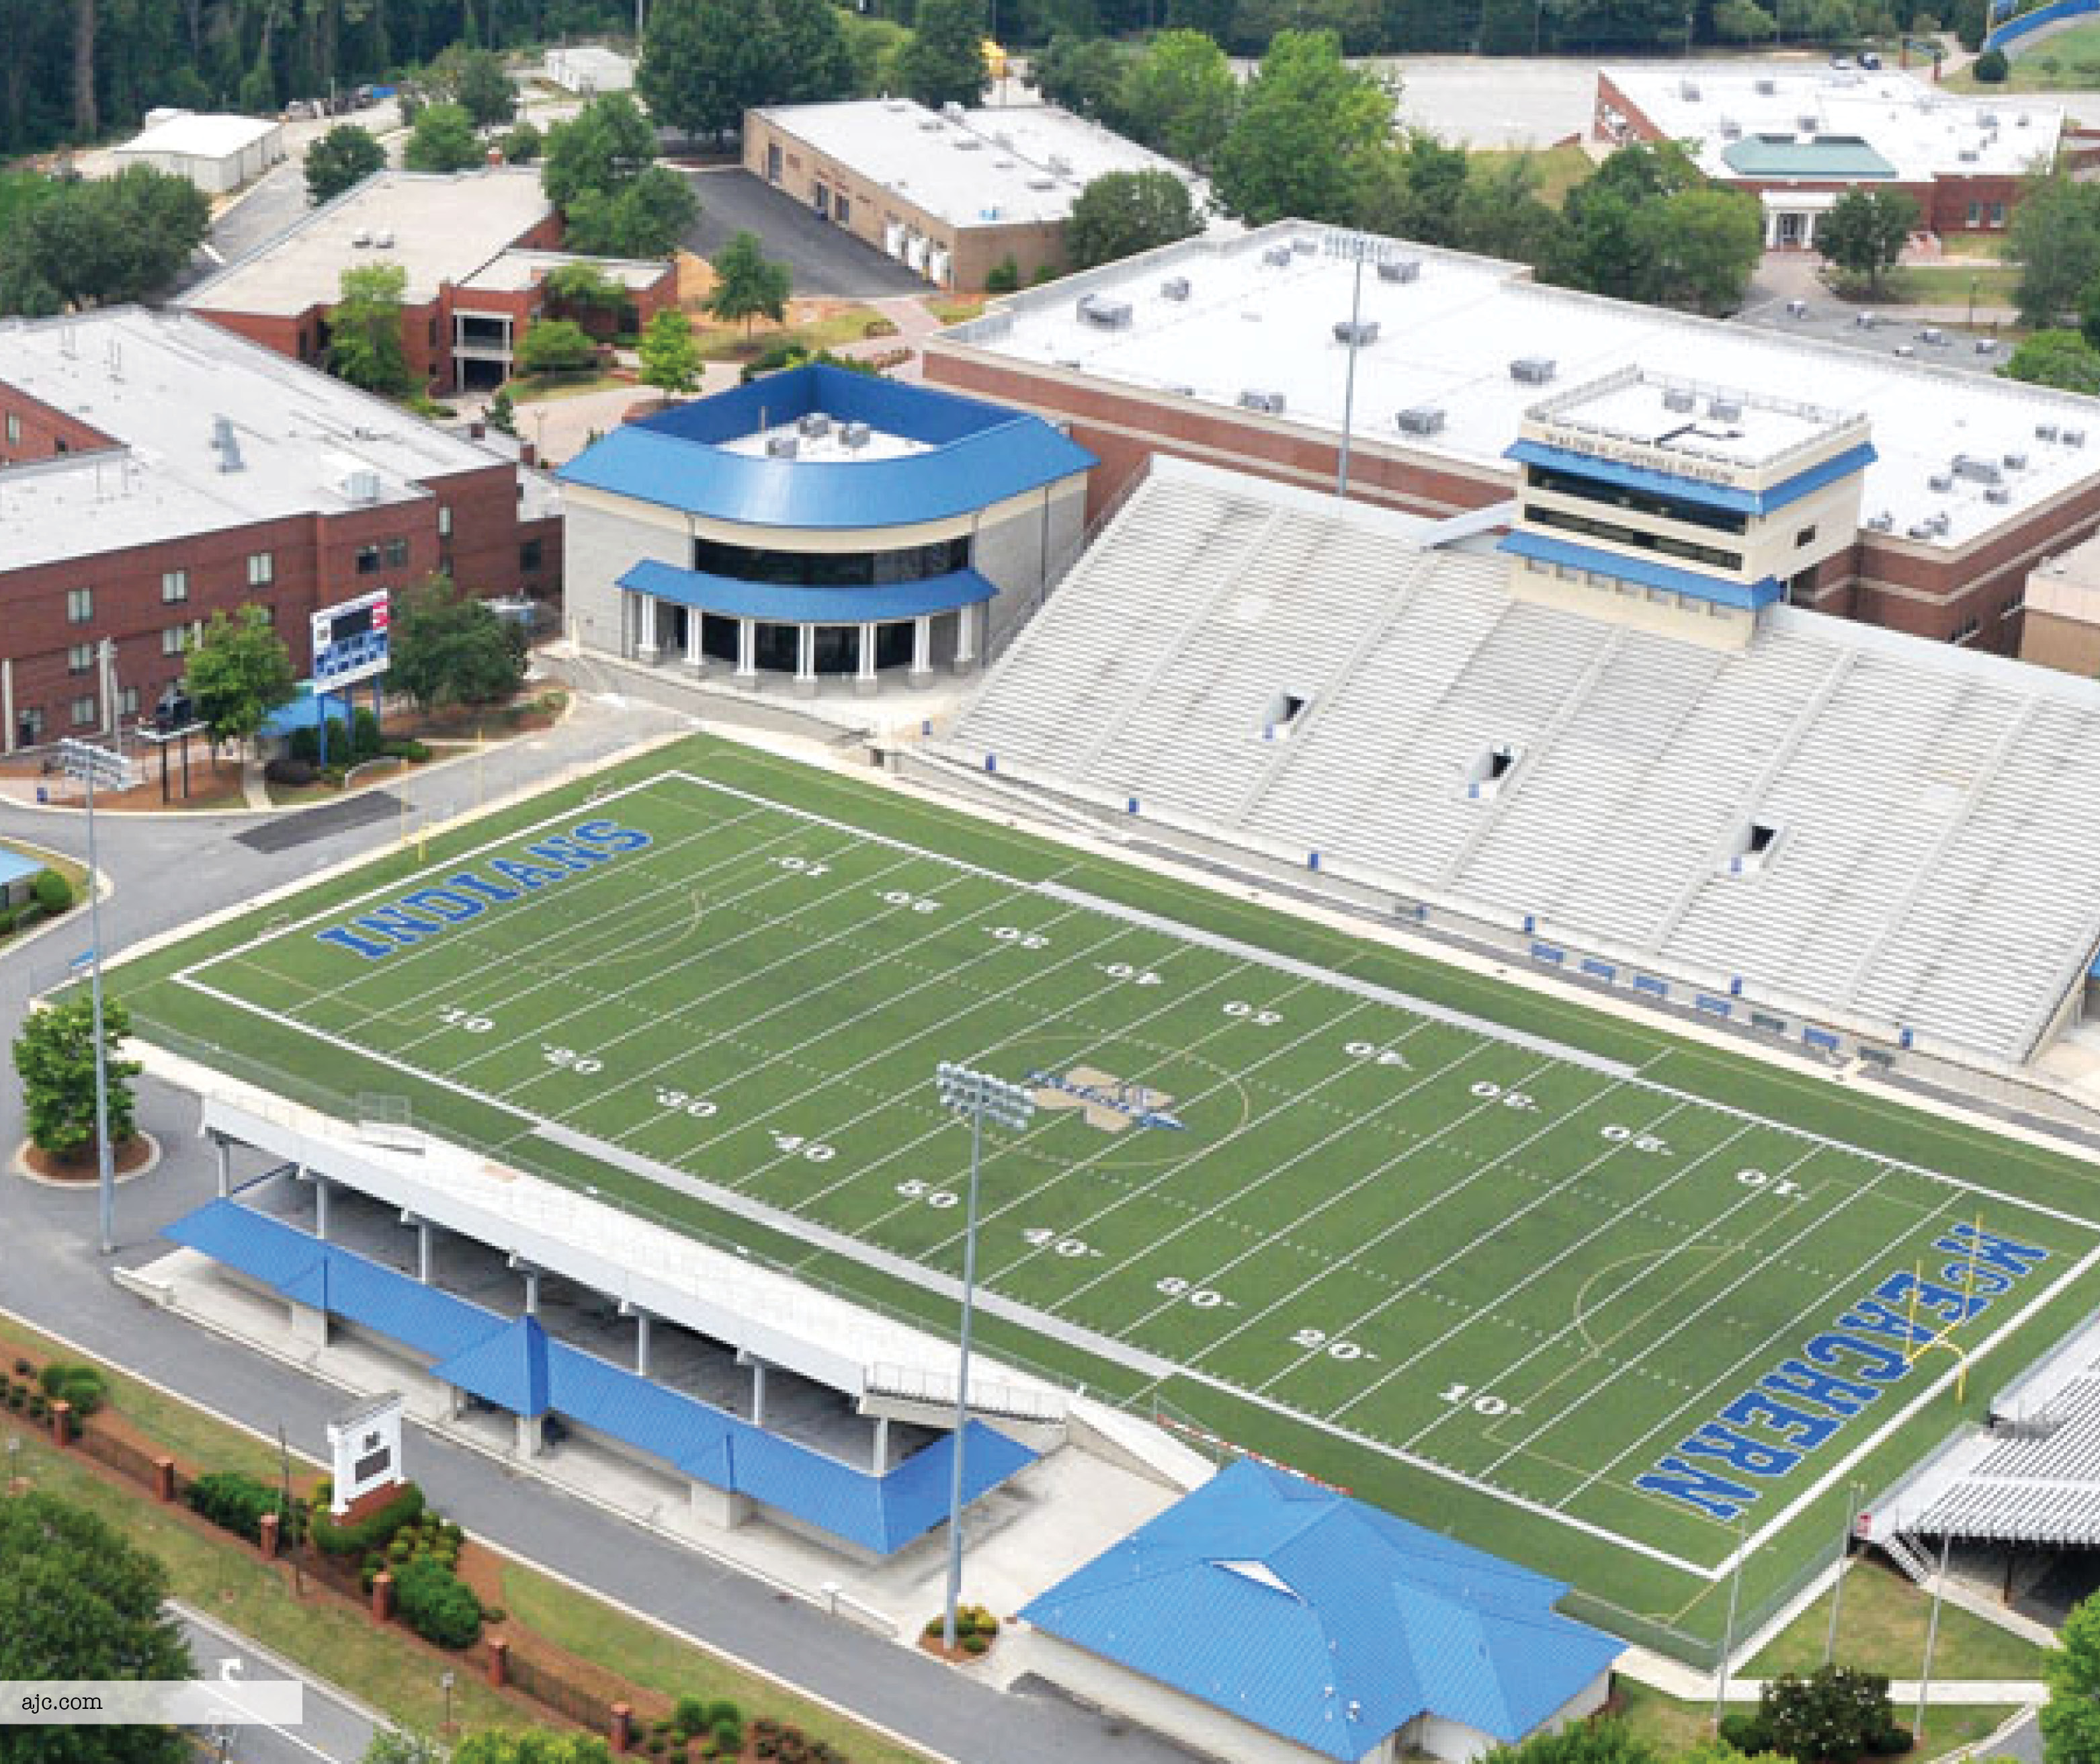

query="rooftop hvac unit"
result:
[1958,146,1979,162]
[798,413,832,437]
[941,101,966,120]
[1663,385,1697,412]
[2037,421,2060,442]
[1047,153,1073,175]
[1376,257,1421,283]
[1291,235,1315,254]
[1986,485,2012,504]
[767,433,799,458]
[1919,326,1947,345]
[1396,405,1445,435]
[1238,388,1286,414]
[1976,337,1998,355]
[840,421,871,449]
[2004,450,2027,470]
[2018,111,2033,125]
[351,228,372,247]
[917,116,943,131]
[373,229,394,249]
[1025,175,1056,190]
[1167,382,1195,396]
[884,98,909,112]
[1930,511,1951,534]
[993,157,1014,169]
[1160,276,1191,300]
[211,414,235,451]
[1720,117,1741,138]
[952,136,983,150]
[1954,454,2003,485]
[1756,76,1777,93]
[1929,472,1954,492]
[1709,397,1742,422]
[1261,244,1293,267]
[1980,111,1999,126]
[1867,511,1894,531]
[1908,521,1935,539]
[995,130,1013,149]
[1077,293,1134,329]
[1510,356,1556,385]
[1798,114,1818,133]
[1333,319,1380,345]
[342,468,380,503]
[2068,428,2089,447]
[1680,79,1701,99]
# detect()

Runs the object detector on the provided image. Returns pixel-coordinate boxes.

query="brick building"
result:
[1593,66,2060,247]
[0,308,559,754]
[923,223,2100,655]
[179,167,676,395]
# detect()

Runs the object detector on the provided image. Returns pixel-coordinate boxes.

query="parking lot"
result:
[682,167,926,298]
[1736,286,2014,375]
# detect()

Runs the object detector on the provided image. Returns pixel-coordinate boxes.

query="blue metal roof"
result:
[1020,1461,1622,1761]
[618,560,995,624]
[165,1201,1036,1557]
[1499,530,1783,611]
[556,365,1094,531]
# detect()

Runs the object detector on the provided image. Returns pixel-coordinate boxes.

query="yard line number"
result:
[542,1044,602,1075]
[1155,1276,1231,1308]
[1022,1228,1101,1259]
[1345,1041,1409,1067]
[1439,1382,1522,1417]
[1290,1329,1375,1361]
[1224,1001,1283,1026]
[771,1131,835,1161]
[878,890,941,913]
[1470,1080,1536,1109]
[1736,1167,1803,1197]
[1099,962,1163,986]
[1601,1124,1671,1154]
[437,1006,493,1034]
[655,1088,718,1118]
[774,856,831,876]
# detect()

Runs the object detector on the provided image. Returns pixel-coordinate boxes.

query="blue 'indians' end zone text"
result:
[1636,1222,2048,1523]
[313,818,653,961]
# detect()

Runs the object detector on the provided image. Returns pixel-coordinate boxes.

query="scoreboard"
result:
[312,589,391,688]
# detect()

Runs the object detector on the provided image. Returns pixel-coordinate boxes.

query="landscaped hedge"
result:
[310,1479,425,1556]
[392,1554,482,1648]
[186,1470,303,1545]
[31,870,71,915]
[38,1362,106,1417]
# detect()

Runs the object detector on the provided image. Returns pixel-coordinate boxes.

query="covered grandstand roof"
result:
[166,1198,1036,1556]
[556,364,1095,530]
[1021,1460,1621,1761]
[936,457,2100,1070]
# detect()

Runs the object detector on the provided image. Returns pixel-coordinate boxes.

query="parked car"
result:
[1859,48,1883,67]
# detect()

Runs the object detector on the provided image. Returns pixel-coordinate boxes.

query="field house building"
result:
[923,220,2100,654]
[743,99,1208,290]
[111,109,288,194]
[0,307,558,754]
[556,364,1093,700]
[1595,65,2060,247]
[179,167,677,395]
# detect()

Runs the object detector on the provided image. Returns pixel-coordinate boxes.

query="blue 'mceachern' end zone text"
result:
[1635,1223,2048,1523]
[312,818,653,961]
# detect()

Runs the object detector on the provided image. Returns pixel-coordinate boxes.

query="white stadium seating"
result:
[941,460,2100,1070]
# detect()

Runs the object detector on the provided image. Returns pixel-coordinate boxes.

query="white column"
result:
[871,1413,892,1472]
[635,1311,653,1377]
[417,1221,434,1285]
[794,624,817,698]
[855,621,879,698]
[909,614,932,683]
[634,593,659,661]
[1,657,13,755]
[734,618,757,687]
[1764,207,1779,249]
[515,1412,544,1458]
[751,1360,768,1427]
[313,1177,331,1241]
[521,1267,540,1316]
[685,610,704,673]
[953,603,978,673]
[213,1135,230,1199]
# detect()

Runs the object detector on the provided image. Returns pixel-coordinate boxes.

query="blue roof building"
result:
[556,364,1093,704]
[1018,1460,1622,1764]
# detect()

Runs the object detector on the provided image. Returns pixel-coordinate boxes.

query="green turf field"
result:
[118,738,2100,1663]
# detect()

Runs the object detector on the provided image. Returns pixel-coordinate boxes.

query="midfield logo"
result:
[1027,1067,1187,1134]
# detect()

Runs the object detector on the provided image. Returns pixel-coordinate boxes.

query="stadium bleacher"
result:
[938,458,2100,1073]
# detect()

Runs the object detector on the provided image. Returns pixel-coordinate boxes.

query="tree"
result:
[1119,28,1237,167]
[2005,328,2100,395]
[2044,1590,2100,1764]
[515,317,597,374]
[541,91,658,209]
[638,306,702,396]
[1713,0,1776,36]
[451,46,517,126]
[1450,151,1571,267]
[1973,44,2009,79]
[13,995,141,1161]
[403,101,481,173]
[501,120,543,164]
[1066,169,1200,269]
[1817,187,1919,294]
[639,0,852,140]
[360,1734,450,1764]
[0,1493,190,1763]
[1032,33,1130,124]
[897,0,989,110]
[1648,185,1763,313]
[305,124,386,206]
[704,229,790,333]
[388,573,528,711]
[542,261,626,315]
[0,165,208,317]
[486,386,518,435]
[1351,128,1468,246]
[1212,30,1393,225]
[563,166,698,257]
[1757,1665,1898,1764]
[2012,174,2100,327]
[329,261,414,396]
[184,605,297,751]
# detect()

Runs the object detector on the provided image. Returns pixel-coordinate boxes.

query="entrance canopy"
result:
[618,559,997,624]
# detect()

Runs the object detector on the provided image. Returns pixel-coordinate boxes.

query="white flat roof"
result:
[0,308,509,571]
[753,98,1206,230]
[946,222,2100,548]
[179,168,553,316]
[1602,63,2061,183]
[1532,366,1860,472]
[457,248,671,294]
[719,417,927,464]
[115,110,281,161]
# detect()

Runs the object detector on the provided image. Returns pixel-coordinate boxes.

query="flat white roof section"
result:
[115,110,282,161]
[752,98,1208,230]
[456,249,673,294]
[0,308,505,569]
[1529,367,1861,474]
[1601,64,2061,185]
[942,222,2100,548]
[718,418,928,464]
[179,168,555,315]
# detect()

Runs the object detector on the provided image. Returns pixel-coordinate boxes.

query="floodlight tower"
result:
[1324,231,1402,499]
[59,734,132,1257]
[933,1060,1035,1653]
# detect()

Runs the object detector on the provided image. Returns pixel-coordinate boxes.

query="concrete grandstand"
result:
[914,456,2100,1112]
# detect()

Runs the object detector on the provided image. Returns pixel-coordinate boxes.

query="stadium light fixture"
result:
[58,733,133,1258]
[1323,232,1402,499]
[933,1061,1036,1654]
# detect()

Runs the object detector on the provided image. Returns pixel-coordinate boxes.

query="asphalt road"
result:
[683,168,927,299]
[174,1603,382,1764]
[0,688,1203,1764]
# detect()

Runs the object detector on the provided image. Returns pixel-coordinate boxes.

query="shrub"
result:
[392,1555,482,1648]
[31,870,71,915]
[713,1719,745,1756]
[11,1359,29,1377]
[38,1363,106,1417]
[186,1470,299,1544]
[862,315,898,337]
[673,1697,710,1738]
[705,1701,741,1730]
[287,726,320,765]
[0,910,15,939]
[1974,46,2009,80]
[1870,1728,1913,1756]
[264,757,317,787]
[350,707,383,762]
[961,1633,989,1654]
[311,1479,424,1556]
[1718,1714,1771,1753]
[984,254,1019,294]
[27,1395,45,1420]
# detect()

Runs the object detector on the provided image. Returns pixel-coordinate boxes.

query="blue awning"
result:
[1499,530,1783,611]
[618,558,996,624]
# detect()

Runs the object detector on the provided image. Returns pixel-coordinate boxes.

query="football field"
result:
[129,747,2100,1653]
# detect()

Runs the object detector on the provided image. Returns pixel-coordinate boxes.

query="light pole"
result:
[1824,1480,1863,1666]
[58,736,132,1257]
[439,1669,456,1736]
[1324,233,1401,500]
[933,1060,1035,1653]
[1711,1513,1749,1729]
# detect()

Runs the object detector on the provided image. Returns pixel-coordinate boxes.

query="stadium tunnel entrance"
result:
[627,591,975,698]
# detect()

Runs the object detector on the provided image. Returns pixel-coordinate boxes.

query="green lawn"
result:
[1470,140,1597,207]
[1746,1556,2047,1680]
[694,304,885,362]
[1615,1681,2021,1761]
[1871,264,2023,309]
[1947,18,2100,88]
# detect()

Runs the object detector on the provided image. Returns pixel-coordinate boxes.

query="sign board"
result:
[311,588,391,689]
[324,1392,404,1517]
